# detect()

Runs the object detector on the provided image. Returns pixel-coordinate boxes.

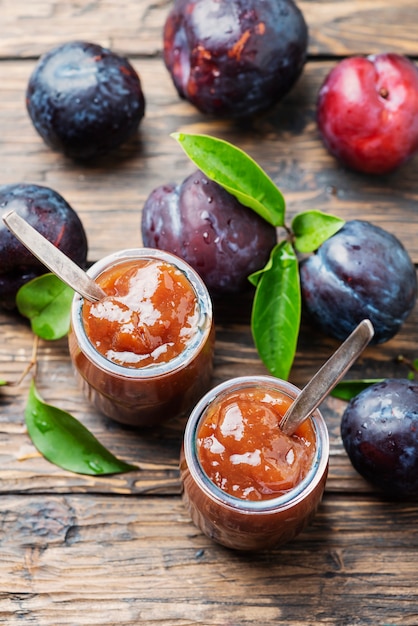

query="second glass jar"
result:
[180,375,329,551]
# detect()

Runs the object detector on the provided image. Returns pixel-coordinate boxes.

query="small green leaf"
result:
[25,380,138,475]
[0,380,8,386]
[250,241,301,380]
[292,210,345,253]
[331,379,384,401]
[172,132,286,227]
[16,274,74,340]
[248,255,273,287]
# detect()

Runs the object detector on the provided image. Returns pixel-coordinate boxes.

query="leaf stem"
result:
[396,354,418,375]
[12,334,39,386]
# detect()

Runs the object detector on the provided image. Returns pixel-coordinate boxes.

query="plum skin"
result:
[317,53,418,174]
[163,0,308,118]
[141,170,277,294]
[300,220,417,344]
[0,183,88,309]
[26,41,145,160]
[341,379,418,499]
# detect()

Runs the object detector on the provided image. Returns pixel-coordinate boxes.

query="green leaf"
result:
[16,273,74,340]
[250,241,301,380]
[292,210,345,253]
[248,254,273,287]
[172,132,286,227]
[0,380,8,386]
[331,379,384,401]
[25,380,138,475]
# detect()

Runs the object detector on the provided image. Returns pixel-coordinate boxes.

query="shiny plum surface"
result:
[0,183,88,309]
[163,0,308,118]
[26,41,145,159]
[317,53,418,174]
[141,170,277,293]
[341,379,418,499]
[300,220,417,343]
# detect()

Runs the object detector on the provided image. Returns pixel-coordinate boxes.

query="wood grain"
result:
[1,57,417,262]
[1,0,418,59]
[0,2,417,624]
[1,293,416,496]
[0,494,417,626]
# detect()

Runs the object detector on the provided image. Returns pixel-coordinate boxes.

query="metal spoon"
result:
[2,210,106,302]
[280,319,375,435]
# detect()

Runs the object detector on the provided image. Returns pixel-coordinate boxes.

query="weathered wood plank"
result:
[303,0,418,56]
[0,2,417,623]
[0,493,417,625]
[0,293,416,496]
[1,0,418,59]
[0,58,417,263]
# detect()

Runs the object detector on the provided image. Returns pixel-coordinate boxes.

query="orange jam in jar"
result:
[68,249,214,428]
[82,258,200,369]
[180,376,329,551]
[197,387,316,501]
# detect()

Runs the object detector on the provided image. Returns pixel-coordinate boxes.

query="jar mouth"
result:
[70,248,213,379]
[183,375,330,513]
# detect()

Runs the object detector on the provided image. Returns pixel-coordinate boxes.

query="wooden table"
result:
[1,2,417,624]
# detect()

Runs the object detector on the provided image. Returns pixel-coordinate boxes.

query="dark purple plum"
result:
[341,379,418,499]
[300,220,417,344]
[141,169,277,293]
[0,183,88,309]
[163,0,308,118]
[26,41,145,160]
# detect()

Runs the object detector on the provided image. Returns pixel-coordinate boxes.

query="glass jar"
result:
[68,248,214,427]
[180,375,329,551]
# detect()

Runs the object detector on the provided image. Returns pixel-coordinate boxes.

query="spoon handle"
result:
[280,319,375,435]
[2,210,106,303]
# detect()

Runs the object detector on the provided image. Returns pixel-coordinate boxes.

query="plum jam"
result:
[82,258,200,368]
[68,249,214,427]
[197,387,316,501]
[180,376,329,551]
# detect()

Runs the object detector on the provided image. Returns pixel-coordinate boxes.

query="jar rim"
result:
[70,248,213,379]
[183,375,330,513]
